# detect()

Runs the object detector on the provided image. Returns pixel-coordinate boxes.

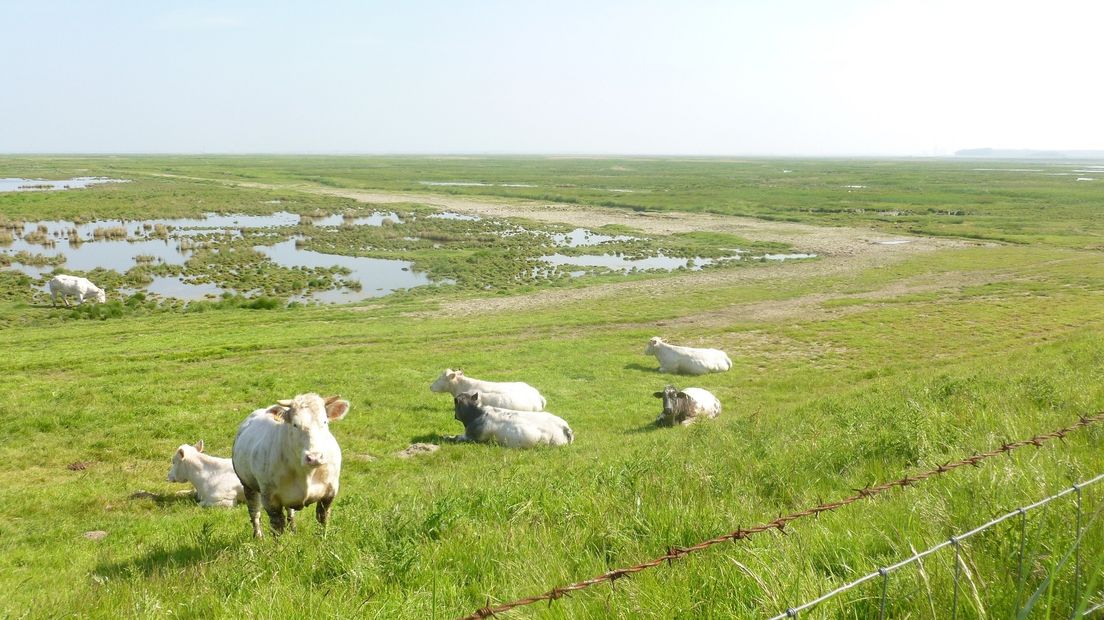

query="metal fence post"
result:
[878,568,889,620]
[951,537,961,620]
[1074,483,1083,614]
[1016,507,1027,610]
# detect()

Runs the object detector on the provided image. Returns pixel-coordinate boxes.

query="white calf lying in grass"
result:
[644,337,732,375]
[653,385,721,426]
[430,368,547,411]
[167,440,245,507]
[452,392,573,448]
[48,274,106,307]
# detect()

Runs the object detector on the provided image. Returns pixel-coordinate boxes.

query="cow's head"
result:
[269,393,349,468]
[167,440,204,482]
[652,385,682,425]
[93,287,107,304]
[644,337,664,355]
[453,391,482,424]
[429,368,463,393]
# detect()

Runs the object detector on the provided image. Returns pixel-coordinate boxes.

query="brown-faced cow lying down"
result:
[231,393,350,538]
[653,385,721,426]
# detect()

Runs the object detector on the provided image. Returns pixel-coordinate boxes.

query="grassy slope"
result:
[1,158,1103,618]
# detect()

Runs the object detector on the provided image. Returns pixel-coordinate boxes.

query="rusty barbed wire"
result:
[458,411,1104,619]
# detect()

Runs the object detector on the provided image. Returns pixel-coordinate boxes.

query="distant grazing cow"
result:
[232,394,350,538]
[430,368,547,411]
[48,274,106,307]
[167,440,246,507]
[644,337,732,375]
[653,385,722,426]
[452,391,573,448]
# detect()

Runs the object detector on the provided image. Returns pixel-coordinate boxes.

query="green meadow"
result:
[1,156,1102,618]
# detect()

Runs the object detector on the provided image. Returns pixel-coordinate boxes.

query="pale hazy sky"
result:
[2,0,1101,155]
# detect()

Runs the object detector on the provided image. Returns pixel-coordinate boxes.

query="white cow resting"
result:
[167,440,246,507]
[430,368,547,411]
[452,391,573,448]
[644,337,732,375]
[232,393,350,538]
[653,385,721,426]
[48,274,106,307]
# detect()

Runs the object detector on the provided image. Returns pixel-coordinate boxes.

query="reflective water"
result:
[0,177,130,192]
[14,210,401,238]
[428,212,481,221]
[145,276,225,299]
[552,228,635,247]
[542,253,708,271]
[255,239,431,302]
[1,210,431,301]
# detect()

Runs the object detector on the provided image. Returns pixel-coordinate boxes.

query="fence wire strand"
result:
[457,411,1104,620]
[770,471,1104,619]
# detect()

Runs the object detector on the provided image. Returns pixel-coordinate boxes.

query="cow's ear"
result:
[676,391,688,399]
[177,448,185,459]
[266,405,287,421]
[652,391,664,398]
[194,440,204,453]
[325,399,349,421]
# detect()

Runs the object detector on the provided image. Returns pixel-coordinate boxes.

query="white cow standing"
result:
[644,337,732,375]
[48,274,106,307]
[166,440,246,507]
[232,393,350,538]
[430,368,547,411]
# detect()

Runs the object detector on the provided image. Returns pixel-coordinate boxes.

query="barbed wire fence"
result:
[459,411,1104,619]
[769,472,1104,619]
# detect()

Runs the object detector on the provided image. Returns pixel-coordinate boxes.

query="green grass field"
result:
[1,156,1102,618]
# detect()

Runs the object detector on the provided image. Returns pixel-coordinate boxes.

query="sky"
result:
[2,0,1102,156]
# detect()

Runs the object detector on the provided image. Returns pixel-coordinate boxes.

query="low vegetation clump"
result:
[92,226,128,240]
[22,229,51,245]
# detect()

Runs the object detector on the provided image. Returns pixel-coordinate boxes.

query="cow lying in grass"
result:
[166,440,245,507]
[48,274,106,307]
[452,391,573,448]
[232,394,350,538]
[430,368,547,411]
[653,385,721,426]
[644,337,732,375]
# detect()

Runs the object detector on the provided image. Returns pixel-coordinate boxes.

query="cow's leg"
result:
[243,486,263,539]
[316,496,334,534]
[261,496,286,536]
[286,508,297,532]
[62,294,72,308]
